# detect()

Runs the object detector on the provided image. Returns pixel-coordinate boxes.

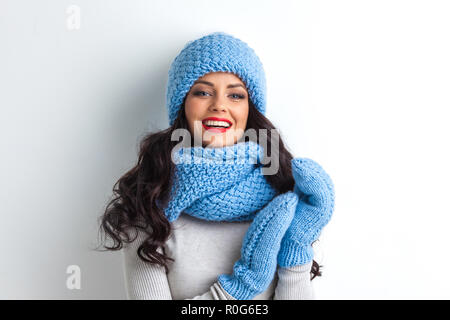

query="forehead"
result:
[197,71,244,84]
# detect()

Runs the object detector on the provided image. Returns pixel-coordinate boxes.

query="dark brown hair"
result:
[96,99,322,280]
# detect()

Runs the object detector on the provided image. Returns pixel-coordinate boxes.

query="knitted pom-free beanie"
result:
[165,31,267,126]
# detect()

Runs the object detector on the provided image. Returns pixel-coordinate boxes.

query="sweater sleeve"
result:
[188,281,236,300]
[122,229,314,300]
[122,231,173,300]
[122,228,236,300]
[272,261,315,300]
[189,262,315,301]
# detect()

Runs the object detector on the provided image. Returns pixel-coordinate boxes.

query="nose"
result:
[208,104,227,113]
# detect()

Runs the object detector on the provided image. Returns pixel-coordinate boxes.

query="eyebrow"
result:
[193,80,246,89]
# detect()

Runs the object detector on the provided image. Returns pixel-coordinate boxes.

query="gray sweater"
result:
[122,213,315,300]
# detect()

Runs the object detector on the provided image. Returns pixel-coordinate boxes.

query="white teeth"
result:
[203,120,231,128]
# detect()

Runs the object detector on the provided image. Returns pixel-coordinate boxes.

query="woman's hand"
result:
[218,191,298,300]
[277,158,335,267]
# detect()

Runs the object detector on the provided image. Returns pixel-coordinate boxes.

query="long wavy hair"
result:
[96,99,322,280]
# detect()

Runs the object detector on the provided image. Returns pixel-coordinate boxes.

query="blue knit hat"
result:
[165,31,267,126]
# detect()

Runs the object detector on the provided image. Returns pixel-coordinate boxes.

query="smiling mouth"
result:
[202,118,232,133]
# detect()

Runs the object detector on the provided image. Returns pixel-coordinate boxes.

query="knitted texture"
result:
[163,141,335,299]
[165,31,267,126]
[218,191,298,300]
[278,158,336,267]
[164,140,277,222]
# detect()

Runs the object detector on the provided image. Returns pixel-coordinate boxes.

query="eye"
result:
[230,93,245,100]
[193,90,210,97]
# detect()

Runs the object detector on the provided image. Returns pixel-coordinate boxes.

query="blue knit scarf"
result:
[164,140,280,223]
[160,139,334,300]
[162,140,307,299]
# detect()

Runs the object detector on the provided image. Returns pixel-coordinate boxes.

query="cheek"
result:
[234,105,249,129]
[184,98,203,122]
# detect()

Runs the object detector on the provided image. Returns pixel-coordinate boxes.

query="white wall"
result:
[1,0,449,299]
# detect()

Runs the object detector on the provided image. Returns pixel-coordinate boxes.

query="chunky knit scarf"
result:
[164,140,280,223]
[161,139,335,300]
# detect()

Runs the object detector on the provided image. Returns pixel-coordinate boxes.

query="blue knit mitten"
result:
[218,191,299,300]
[277,158,335,267]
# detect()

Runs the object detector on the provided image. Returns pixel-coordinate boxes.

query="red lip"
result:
[202,117,232,133]
[202,117,232,125]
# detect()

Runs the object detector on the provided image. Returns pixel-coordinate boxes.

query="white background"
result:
[1,0,449,299]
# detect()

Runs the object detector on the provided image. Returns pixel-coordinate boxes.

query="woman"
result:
[98,32,335,300]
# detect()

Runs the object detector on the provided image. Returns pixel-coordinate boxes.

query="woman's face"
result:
[184,71,249,148]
